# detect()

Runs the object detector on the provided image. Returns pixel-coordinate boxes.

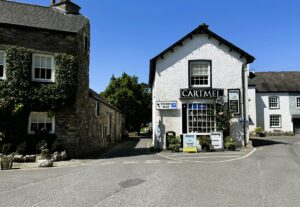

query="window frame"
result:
[28,112,55,134]
[96,102,100,117]
[296,97,300,109]
[268,96,280,109]
[187,101,216,135]
[269,115,281,128]
[32,53,55,83]
[0,50,6,80]
[188,60,212,88]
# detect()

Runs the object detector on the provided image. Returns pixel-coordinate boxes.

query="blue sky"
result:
[18,0,300,92]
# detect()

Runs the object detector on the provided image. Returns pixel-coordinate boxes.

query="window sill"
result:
[32,79,55,83]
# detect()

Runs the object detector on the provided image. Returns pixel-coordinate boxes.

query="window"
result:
[28,112,55,134]
[0,51,5,80]
[188,103,216,134]
[96,102,100,116]
[296,97,300,109]
[270,115,281,128]
[269,96,279,109]
[32,54,55,82]
[84,34,88,53]
[190,61,211,87]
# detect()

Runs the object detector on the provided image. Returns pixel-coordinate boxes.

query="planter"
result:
[0,155,14,170]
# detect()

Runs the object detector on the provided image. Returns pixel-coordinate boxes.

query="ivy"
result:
[0,47,77,148]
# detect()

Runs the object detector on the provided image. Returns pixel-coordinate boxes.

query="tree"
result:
[101,73,152,132]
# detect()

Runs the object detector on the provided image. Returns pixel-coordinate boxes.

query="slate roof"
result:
[0,1,88,33]
[149,24,255,85]
[248,71,300,92]
[89,89,123,113]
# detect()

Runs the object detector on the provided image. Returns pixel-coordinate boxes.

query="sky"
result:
[16,0,300,92]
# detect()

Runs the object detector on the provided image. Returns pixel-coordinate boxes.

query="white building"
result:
[248,72,300,134]
[149,24,255,150]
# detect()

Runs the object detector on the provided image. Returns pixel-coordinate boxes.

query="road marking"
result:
[101,161,116,166]
[156,148,257,163]
[167,161,183,164]
[164,152,245,157]
[123,161,138,164]
[175,155,241,159]
[145,160,161,164]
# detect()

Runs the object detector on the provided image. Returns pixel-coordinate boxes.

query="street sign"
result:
[183,134,197,153]
[156,101,177,110]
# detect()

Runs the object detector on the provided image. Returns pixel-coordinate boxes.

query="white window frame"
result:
[296,97,300,109]
[270,115,281,128]
[32,54,55,82]
[0,51,6,80]
[28,112,55,134]
[269,96,279,109]
[187,102,216,135]
[189,60,211,88]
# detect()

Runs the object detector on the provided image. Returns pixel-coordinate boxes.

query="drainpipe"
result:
[242,64,247,147]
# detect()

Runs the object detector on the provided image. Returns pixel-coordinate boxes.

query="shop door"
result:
[294,119,300,134]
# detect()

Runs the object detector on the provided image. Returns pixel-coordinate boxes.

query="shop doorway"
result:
[294,119,300,134]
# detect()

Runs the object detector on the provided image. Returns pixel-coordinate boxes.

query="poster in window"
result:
[228,89,240,115]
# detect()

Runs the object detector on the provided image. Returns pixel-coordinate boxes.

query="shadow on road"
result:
[251,138,288,147]
[101,136,155,159]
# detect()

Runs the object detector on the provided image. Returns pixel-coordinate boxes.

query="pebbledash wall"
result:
[0,0,124,157]
[149,24,255,149]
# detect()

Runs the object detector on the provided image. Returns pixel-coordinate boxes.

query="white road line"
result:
[167,161,183,164]
[164,152,245,157]
[156,148,257,163]
[145,160,161,164]
[175,155,240,159]
[123,161,138,164]
[101,161,116,166]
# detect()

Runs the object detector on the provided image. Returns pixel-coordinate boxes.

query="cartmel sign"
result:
[183,134,197,153]
[181,89,224,99]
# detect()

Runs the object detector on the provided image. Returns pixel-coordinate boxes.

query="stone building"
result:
[149,24,255,149]
[0,0,124,157]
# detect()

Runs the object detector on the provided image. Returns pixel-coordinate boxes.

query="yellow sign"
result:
[183,147,197,153]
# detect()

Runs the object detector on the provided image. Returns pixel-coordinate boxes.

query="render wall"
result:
[248,86,257,132]
[153,34,249,148]
[256,93,293,132]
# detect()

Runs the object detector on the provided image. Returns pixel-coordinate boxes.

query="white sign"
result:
[228,89,240,115]
[183,134,197,148]
[210,132,223,150]
[156,101,177,110]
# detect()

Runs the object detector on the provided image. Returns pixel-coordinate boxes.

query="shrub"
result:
[36,140,47,152]
[198,135,212,151]
[51,140,64,153]
[224,136,236,151]
[254,127,263,134]
[16,142,27,155]
[167,136,181,152]
[2,143,12,155]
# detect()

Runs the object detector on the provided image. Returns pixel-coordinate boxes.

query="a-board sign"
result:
[183,134,197,153]
[228,89,240,115]
[156,101,177,110]
[210,132,223,150]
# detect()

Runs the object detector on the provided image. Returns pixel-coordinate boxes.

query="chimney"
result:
[51,0,81,15]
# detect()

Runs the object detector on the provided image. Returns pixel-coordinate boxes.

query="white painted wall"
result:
[256,93,293,132]
[152,34,249,148]
[248,86,257,132]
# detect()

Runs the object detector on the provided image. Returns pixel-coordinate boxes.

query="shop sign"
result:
[228,89,240,115]
[183,134,197,153]
[210,132,223,150]
[180,89,224,99]
[156,101,177,110]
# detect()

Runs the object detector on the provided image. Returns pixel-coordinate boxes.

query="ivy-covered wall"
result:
[0,47,77,151]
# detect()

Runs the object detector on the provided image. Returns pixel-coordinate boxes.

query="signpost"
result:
[210,132,223,150]
[156,101,177,110]
[183,134,197,153]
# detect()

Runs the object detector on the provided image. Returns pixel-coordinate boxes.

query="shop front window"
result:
[188,103,216,134]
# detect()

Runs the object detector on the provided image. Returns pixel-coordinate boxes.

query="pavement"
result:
[0,135,300,207]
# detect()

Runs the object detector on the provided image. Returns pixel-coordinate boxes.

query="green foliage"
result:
[51,140,64,153]
[224,136,236,151]
[0,47,77,152]
[2,143,12,155]
[254,127,263,133]
[216,109,233,131]
[101,73,151,131]
[167,136,181,152]
[198,135,212,151]
[16,142,27,155]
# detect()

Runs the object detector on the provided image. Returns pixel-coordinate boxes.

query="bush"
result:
[224,136,236,151]
[36,140,47,152]
[198,135,212,151]
[167,136,181,152]
[2,143,12,155]
[254,127,263,133]
[51,140,64,153]
[16,142,27,155]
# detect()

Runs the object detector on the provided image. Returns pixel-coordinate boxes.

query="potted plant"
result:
[254,127,266,137]
[224,136,236,151]
[167,135,181,152]
[198,135,212,152]
[0,143,14,170]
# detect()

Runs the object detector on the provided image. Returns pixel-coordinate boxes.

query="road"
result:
[0,136,300,207]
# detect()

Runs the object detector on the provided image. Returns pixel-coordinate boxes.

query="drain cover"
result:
[119,178,145,188]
